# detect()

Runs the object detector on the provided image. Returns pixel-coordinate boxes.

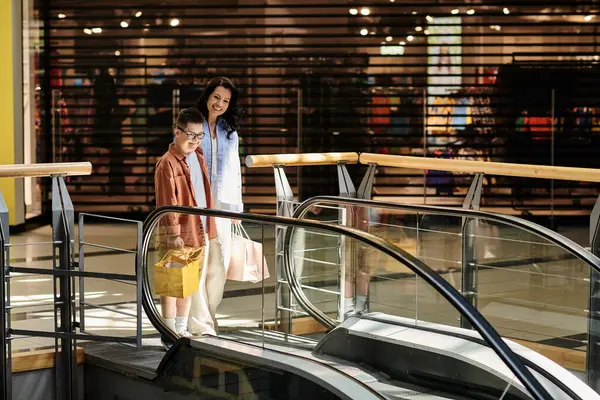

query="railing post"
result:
[357,163,376,201]
[460,174,484,329]
[52,176,76,400]
[336,161,356,198]
[0,192,10,400]
[587,194,600,391]
[274,165,295,333]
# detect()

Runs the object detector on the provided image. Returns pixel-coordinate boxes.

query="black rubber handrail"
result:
[141,205,552,400]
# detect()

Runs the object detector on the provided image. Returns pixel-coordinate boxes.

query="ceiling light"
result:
[426,15,434,22]
[585,15,594,22]
[424,29,430,35]
[466,9,475,15]
[58,13,66,19]
[92,27,102,33]
[407,35,414,41]
[370,31,375,35]
[390,0,394,2]
[451,9,459,15]
[115,50,121,56]
[412,11,417,15]
[360,28,369,36]
[360,8,370,16]
[400,41,406,45]
[83,28,92,35]
[169,18,180,27]
[349,8,358,15]
[415,26,423,32]
[135,11,143,18]
[386,36,393,42]
[503,8,510,15]
[120,21,129,28]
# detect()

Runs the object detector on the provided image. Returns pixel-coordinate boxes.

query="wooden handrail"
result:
[245,152,359,168]
[360,153,600,183]
[0,162,92,178]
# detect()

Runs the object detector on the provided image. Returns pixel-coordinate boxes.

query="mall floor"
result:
[7,220,592,361]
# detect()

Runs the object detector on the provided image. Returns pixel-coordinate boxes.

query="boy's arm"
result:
[155,161,181,237]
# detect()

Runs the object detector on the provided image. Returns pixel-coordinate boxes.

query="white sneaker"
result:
[176,329,193,338]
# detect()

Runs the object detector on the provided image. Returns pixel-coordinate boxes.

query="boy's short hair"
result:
[175,108,205,129]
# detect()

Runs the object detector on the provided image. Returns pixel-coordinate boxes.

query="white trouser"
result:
[188,219,230,334]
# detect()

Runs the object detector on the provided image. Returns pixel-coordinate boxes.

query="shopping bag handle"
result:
[159,247,198,264]
[232,223,251,240]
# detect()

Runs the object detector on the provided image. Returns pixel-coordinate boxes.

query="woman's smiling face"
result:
[207,85,232,120]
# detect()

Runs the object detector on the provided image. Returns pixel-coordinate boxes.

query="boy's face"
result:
[174,122,203,155]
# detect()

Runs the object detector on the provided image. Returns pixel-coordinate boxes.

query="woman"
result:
[188,77,244,335]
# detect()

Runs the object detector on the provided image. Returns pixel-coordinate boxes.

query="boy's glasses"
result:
[175,125,205,141]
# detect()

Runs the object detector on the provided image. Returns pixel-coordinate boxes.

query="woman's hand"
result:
[231,219,242,225]
[167,236,185,249]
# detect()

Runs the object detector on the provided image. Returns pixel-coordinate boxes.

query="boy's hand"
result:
[167,236,185,249]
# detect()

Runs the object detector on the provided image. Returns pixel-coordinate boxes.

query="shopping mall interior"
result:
[2,0,600,399]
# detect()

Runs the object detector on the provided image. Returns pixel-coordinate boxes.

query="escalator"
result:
[86,204,599,400]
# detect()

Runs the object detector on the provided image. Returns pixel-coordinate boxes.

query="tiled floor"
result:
[5,218,594,365]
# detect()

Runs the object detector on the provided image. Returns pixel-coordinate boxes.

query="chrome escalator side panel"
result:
[316,315,599,400]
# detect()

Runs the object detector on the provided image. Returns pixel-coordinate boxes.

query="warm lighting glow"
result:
[400,41,406,45]
[386,36,393,42]
[451,9,459,15]
[115,50,121,56]
[170,18,180,27]
[84,28,92,35]
[360,28,369,36]
[424,29,430,35]
[135,11,143,18]
[360,7,370,16]
[58,13,66,19]
[426,15,434,22]
[503,8,510,15]
[380,45,405,56]
[349,8,358,15]
[466,9,475,15]
[92,27,102,33]
[585,15,594,22]
[412,11,417,15]
[120,21,129,28]
[415,26,423,32]
[407,35,414,41]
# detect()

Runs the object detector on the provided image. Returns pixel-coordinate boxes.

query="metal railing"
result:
[291,195,600,390]
[141,205,554,400]
[0,163,144,400]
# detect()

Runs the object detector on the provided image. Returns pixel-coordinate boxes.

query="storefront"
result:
[20,0,600,218]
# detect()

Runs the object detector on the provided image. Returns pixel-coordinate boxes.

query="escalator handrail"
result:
[141,205,552,400]
[292,195,600,273]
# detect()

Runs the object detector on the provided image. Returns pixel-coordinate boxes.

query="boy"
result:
[155,108,218,340]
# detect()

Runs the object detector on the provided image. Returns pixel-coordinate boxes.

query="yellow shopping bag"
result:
[153,247,204,299]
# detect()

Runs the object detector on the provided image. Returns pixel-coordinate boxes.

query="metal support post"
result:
[460,174,484,328]
[587,194,600,391]
[463,173,484,211]
[337,161,356,199]
[336,161,356,320]
[52,176,76,400]
[357,163,376,200]
[460,218,477,330]
[0,192,10,400]
[135,222,144,347]
[274,165,295,333]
